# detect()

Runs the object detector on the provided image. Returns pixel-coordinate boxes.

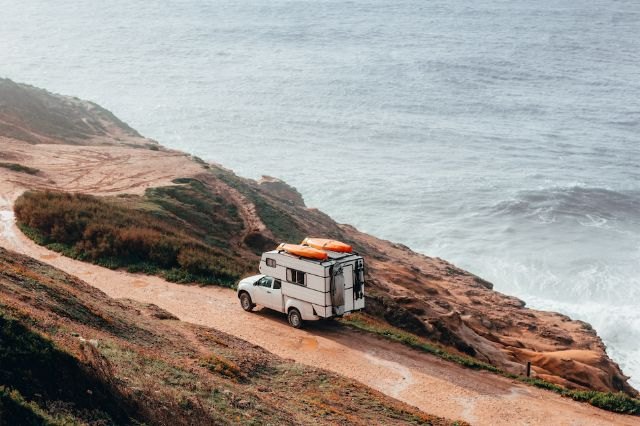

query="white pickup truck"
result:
[237,244,365,328]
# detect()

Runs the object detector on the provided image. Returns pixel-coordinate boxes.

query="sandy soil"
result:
[0,138,204,198]
[0,200,636,425]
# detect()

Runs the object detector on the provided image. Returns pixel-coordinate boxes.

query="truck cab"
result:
[250,275,282,311]
[237,274,320,328]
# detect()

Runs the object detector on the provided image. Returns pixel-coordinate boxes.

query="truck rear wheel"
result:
[239,292,254,312]
[288,308,303,328]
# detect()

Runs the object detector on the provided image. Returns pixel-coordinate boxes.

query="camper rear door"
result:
[343,263,355,312]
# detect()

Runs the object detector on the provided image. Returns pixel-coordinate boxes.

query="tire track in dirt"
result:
[1,141,204,196]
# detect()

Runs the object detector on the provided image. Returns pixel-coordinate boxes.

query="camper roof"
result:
[264,249,358,264]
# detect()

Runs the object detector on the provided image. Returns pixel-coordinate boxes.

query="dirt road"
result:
[0,201,636,425]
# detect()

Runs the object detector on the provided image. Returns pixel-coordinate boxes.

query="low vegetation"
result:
[0,313,135,424]
[145,177,244,250]
[0,162,39,175]
[341,313,640,415]
[340,313,500,372]
[519,377,640,414]
[14,179,249,287]
[209,166,308,243]
[0,386,57,425]
[201,354,244,380]
[12,171,320,286]
[0,247,459,425]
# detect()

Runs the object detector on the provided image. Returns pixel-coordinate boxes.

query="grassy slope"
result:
[15,178,251,287]
[0,77,142,145]
[206,165,347,245]
[0,247,458,425]
[13,172,640,415]
[13,169,339,286]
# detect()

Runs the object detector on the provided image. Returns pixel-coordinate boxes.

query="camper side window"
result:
[286,268,306,286]
[266,258,276,268]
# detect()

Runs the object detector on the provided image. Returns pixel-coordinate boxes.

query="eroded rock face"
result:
[341,227,637,396]
[257,176,306,207]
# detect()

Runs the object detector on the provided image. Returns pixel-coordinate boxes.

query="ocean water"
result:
[2,0,639,387]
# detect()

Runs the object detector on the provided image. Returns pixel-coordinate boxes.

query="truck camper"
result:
[236,239,365,328]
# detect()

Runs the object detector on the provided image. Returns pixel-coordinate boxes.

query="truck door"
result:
[343,264,354,312]
[253,276,273,307]
[266,279,284,312]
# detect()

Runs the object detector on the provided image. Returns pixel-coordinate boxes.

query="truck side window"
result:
[260,277,272,287]
[266,258,276,268]
[273,280,281,289]
[286,268,306,286]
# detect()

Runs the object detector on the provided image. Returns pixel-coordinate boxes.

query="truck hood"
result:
[238,274,264,286]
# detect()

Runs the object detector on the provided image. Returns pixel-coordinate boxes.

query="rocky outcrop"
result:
[340,227,637,396]
[258,175,306,207]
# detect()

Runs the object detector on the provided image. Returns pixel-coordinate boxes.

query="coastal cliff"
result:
[0,78,637,404]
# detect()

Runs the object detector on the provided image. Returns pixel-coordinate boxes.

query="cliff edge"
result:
[0,79,636,402]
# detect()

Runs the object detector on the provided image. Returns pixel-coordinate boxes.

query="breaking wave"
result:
[490,186,640,226]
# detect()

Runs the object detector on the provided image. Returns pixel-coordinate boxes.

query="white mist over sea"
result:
[2,0,639,387]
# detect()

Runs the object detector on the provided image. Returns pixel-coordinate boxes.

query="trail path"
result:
[0,199,636,425]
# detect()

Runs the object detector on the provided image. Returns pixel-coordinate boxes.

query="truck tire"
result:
[288,308,303,329]
[239,292,254,312]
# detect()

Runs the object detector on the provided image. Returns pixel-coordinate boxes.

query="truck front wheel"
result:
[239,292,254,312]
[288,308,303,328]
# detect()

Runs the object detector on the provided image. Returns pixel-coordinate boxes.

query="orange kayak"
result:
[277,243,328,261]
[301,237,353,253]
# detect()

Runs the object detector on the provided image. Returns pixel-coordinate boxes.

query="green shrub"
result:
[146,178,244,249]
[585,391,640,414]
[126,262,159,274]
[14,187,245,287]
[201,354,243,379]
